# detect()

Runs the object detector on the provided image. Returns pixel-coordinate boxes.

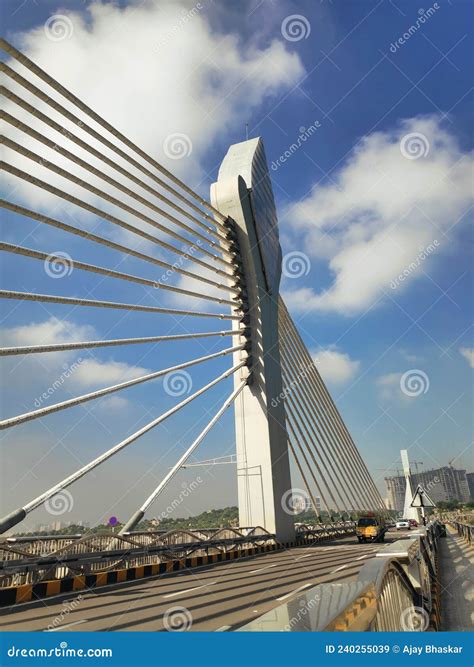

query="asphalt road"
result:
[0,529,414,632]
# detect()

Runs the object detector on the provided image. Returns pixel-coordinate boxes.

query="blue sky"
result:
[0,0,472,528]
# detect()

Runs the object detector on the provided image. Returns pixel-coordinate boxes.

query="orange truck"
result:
[356,513,387,543]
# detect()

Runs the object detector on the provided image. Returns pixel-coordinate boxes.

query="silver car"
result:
[396,518,410,530]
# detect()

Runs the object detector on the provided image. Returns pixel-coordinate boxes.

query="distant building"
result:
[385,466,471,512]
[466,472,474,500]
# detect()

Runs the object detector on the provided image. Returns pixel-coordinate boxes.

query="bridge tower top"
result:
[216,137,282,295]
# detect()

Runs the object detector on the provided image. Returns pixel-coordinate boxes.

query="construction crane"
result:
[377,468,402,478]
[448,456,459,468]
[378,460,424,477]
[411,461,424,474]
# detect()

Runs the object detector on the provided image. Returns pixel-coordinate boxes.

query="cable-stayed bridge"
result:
[0,39,461,632]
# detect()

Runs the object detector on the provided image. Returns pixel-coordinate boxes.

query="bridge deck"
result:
[0,529,413,632]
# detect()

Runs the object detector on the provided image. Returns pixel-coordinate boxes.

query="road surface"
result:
[0,529,413,632]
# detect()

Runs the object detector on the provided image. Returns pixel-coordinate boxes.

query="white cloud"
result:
[376,372,401,389]
[0,318,148,396]
[284,115,473,315]
[459,347,474,368]
[376,372,407,401]
[375,372,402,401]
[0,317,94,349]
[400,349,421,364]
[312,348,360,384]
[3,0,304,235]
[97,396,131,411]
[73,359,148,388]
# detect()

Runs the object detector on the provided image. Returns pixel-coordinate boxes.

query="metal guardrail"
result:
[0,526,273,587]
[450,521,474,545]
[296,521,356,540]
[238,522,444,632]
[438,513,474,545]
[0,521,356,587]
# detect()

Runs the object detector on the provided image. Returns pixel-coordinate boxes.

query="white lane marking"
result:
[215,625,231,632]
[332,564,348,573]
[355,554,373,561]
[45,619,87,631]
[248,564,278,574]
[296,553,315,560]
[163,581,216,599]
[276,583,312,602]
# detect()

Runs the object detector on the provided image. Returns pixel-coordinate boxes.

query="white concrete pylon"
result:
[401,449,421,523]
[211,138,295,543]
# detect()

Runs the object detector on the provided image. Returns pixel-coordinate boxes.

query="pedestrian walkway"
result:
[439,524,474,630]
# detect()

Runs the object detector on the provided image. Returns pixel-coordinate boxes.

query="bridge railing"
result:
[238,522,444,632]
[0,526,275,587]
[326,521,443,631]
[296,521,356,540]
[0,521,358,587]
[450,521,473,546]
[361,524,442,631]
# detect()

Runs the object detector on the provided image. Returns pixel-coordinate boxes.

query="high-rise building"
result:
[467,472,474,500]
[385,466,471,512]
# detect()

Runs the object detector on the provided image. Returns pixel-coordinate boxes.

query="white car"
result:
[396,518,410,530]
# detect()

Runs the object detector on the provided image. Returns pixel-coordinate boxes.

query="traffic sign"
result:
[410,485,436,508]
